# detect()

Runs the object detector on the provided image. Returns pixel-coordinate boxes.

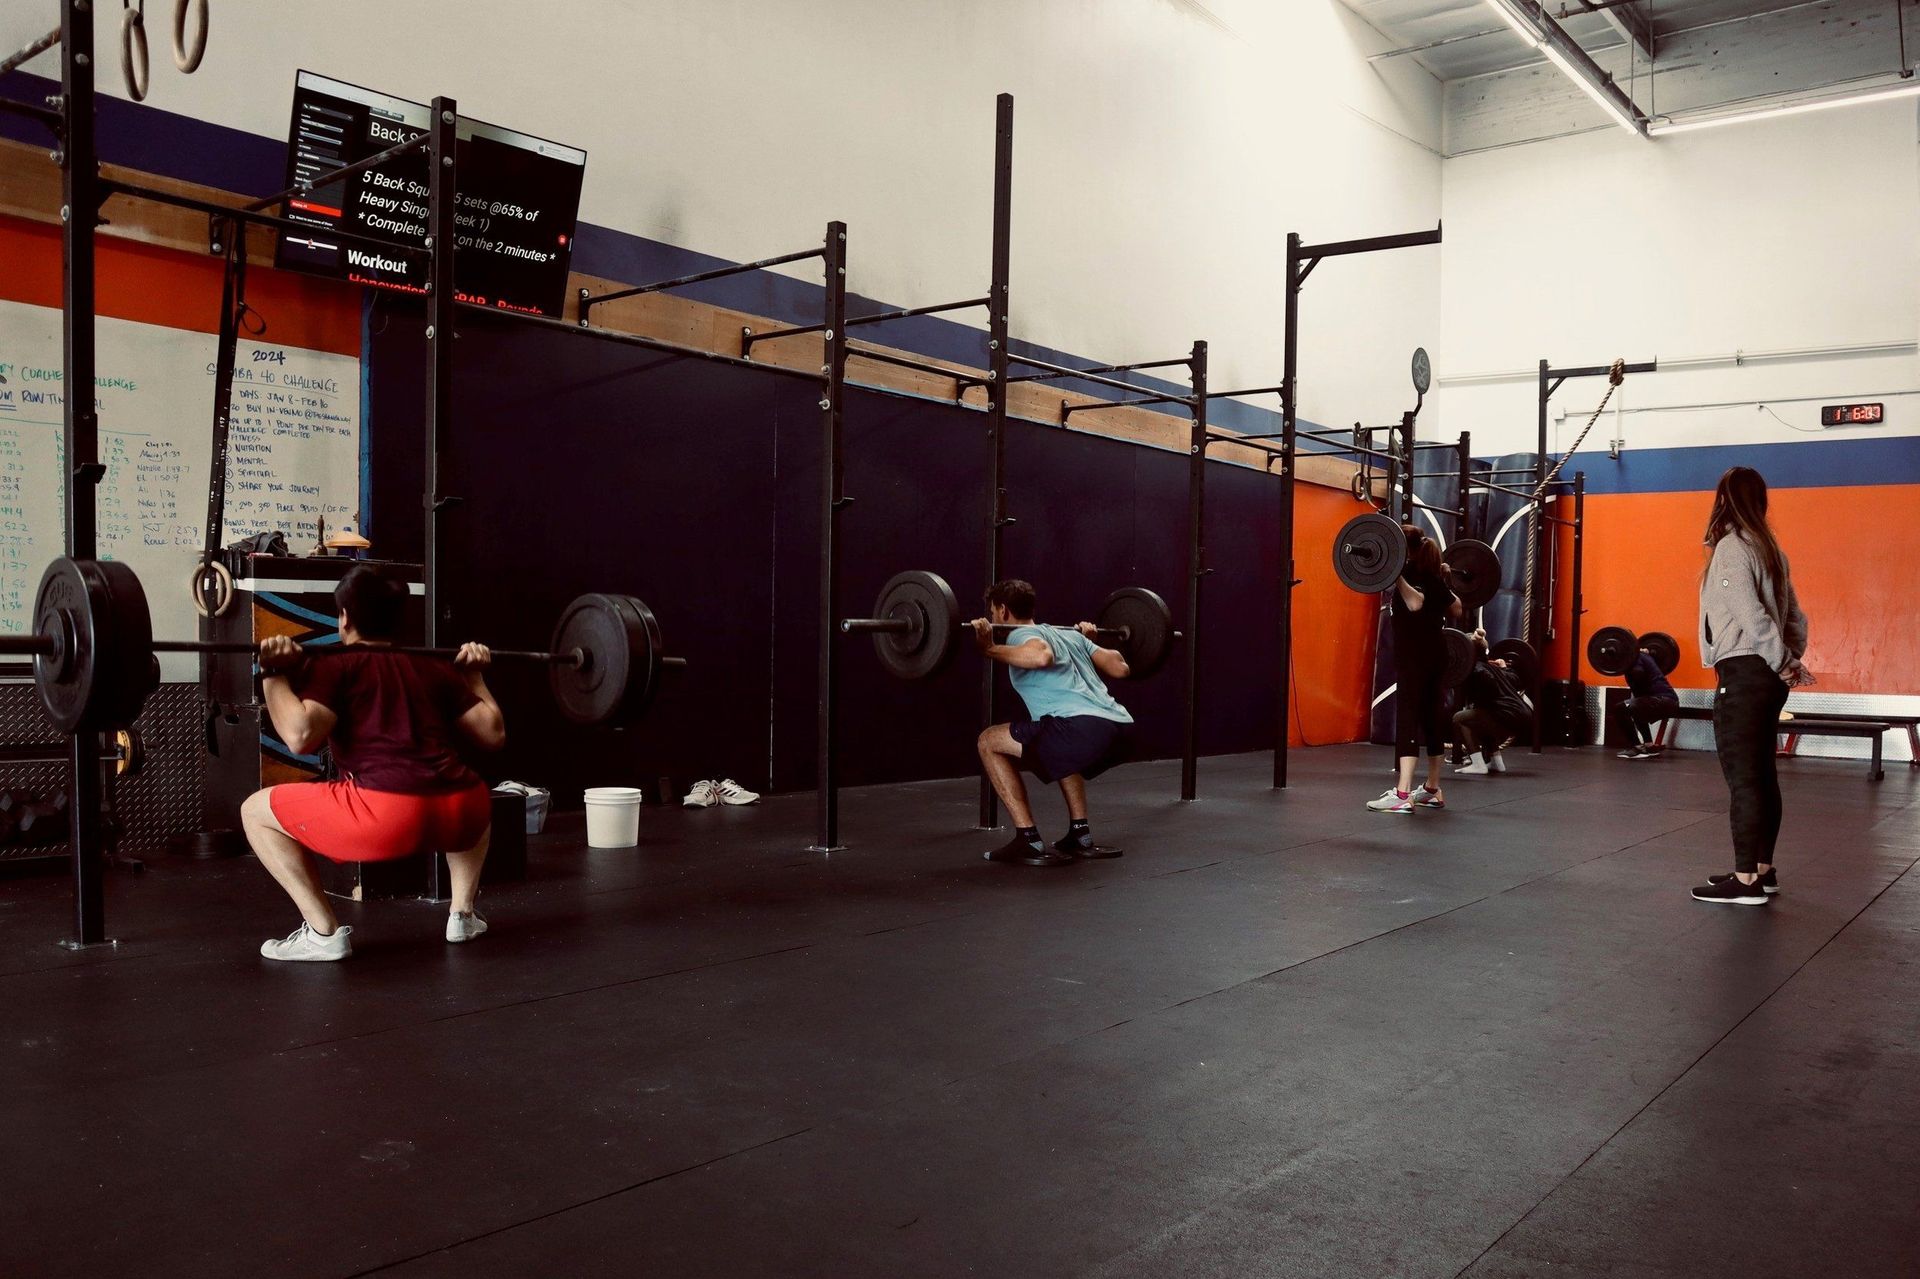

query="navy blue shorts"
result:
[1009,715,1135,784]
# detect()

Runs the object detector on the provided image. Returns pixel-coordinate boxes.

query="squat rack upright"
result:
[3,0,851,943]
[1274,224,1442,789]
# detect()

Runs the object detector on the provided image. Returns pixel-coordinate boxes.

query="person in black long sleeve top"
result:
[1453,632,1528,775]
[1614,648,1678,760]
[1367,526,1456,813]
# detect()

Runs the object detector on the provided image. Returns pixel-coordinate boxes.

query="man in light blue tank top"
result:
[972,579,1136,867]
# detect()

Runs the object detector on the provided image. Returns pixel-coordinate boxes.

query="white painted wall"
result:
[1433,99,1920,458]
[0,0,1446,426]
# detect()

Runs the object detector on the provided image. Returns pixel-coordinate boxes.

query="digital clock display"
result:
[1820,402,1884,426]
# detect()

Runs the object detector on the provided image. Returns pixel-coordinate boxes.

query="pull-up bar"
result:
[578,245,828,321]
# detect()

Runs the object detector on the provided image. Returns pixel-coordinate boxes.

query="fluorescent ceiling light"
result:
[1540,42,1642,133]
[1649,78,1920,135]
[1481,0,1542,48]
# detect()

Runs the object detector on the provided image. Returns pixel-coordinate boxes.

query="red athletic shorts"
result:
[269,778,492,863]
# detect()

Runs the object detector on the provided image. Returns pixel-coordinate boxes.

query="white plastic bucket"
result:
[583,787,644,848]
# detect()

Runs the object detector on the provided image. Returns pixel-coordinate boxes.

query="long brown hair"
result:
[1703,466,1787,592]
[1402,524,1441,578]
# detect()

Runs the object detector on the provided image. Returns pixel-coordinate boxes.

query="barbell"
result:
[4,558,685,734]
[1586,626,1680,679]
[840,570,1179,682]
[1331,512,1503,612]
[1439,630,1539,691]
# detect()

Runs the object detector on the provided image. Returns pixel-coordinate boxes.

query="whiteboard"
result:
[0,301,363,680]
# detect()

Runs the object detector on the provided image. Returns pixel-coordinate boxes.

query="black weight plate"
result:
[1445,539,1502,613]
[1333,512,1406,593]
[1097,587,1175,680]
[1411,346,1431,395]
[32,557,154,733]
[550,593,642,726]
[1490,638,1540,690]
[1442,627,1475,689]
[1586,625,1637,678]
[1642,631,1680,676]
[611,594,666,720]
[870,570,959,681]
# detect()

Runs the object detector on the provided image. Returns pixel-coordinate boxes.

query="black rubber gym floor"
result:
[1,744,1915,1277]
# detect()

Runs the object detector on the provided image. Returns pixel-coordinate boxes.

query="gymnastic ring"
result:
[120,3,150,102]
[172,0,209,73]
[187,559,234,618]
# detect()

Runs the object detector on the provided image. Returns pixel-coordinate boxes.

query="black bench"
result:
[1652,705,1919,782]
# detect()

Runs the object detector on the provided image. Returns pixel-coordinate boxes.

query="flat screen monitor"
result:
[273,71,586,317]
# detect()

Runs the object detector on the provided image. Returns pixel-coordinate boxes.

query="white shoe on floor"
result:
[713,779,760,806]
[446,910,488,943]
[1456,758,1491,776]
[682,780,720,808]
[1366,788,1413,814]
[260,922,352,962]
[1488,752,1507,774]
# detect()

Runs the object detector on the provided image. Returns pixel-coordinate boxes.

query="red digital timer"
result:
[1820,403,1884,426]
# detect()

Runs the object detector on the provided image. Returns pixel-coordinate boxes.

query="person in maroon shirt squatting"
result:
[240,564,506,962]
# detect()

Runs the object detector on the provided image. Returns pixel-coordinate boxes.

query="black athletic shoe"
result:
[1692,874,1771,905]
[1055,833,1123,859]
[985,835,1071,867]
[1709,868,1778,895]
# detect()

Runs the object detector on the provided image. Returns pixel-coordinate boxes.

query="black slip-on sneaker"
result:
[1692,875,1771,905]
[1709,869,1778,895]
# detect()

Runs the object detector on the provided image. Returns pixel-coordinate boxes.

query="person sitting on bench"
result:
[973,578,1136,867]
[1616,644,1678,760]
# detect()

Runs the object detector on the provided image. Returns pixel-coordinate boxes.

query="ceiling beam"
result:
[1563,1,1654,60]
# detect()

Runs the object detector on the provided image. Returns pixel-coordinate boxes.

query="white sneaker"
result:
[1367,788,1414,814]
[1411,785,1446,810]
[713,779,760,806]
[446,910,488,943]
[1488,752,1507,774]
[682,780,719,808]
[1456,758,1491,776]
[260,922,352,962]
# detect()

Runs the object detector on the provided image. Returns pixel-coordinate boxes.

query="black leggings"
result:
[1395,662,1448,758]
[1713,655,1789,874]
[1621,693,1679,745]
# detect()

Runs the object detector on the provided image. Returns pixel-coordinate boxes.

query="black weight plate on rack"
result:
[1097,587,1175,680]
[1333,512,1406,593]
[870,570,960,681]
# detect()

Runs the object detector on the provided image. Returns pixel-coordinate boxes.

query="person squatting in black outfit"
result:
[1692,466,1810,906]
[1368,525,1458,814]
[1453,630,1529,776]
[1614,644,1678,760]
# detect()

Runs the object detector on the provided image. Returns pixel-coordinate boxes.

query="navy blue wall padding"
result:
[368,308,1286,799]
[1480,453,1544,646]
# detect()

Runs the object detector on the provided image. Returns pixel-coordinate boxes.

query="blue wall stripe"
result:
[1544,435,1920,495]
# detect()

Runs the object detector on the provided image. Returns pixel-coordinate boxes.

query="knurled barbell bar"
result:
[1586,626,1680,679]
[3,558,687,734]
[1331,512,1503,612]
[839,570,1180,682]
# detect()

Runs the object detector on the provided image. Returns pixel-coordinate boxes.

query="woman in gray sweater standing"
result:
[1693,466,1810,906]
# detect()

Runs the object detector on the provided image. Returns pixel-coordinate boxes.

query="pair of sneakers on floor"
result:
[1367,785,1445,814]
[260,909,487,962]
[682,779,760,808]
[1455,750,1508,776]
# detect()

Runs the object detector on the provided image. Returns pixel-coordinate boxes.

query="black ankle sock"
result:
[1016,825,1042,847]
[1058,818,1093,849]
